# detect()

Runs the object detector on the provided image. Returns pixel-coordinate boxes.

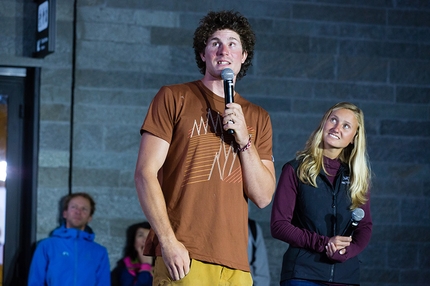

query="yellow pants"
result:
[153,257,253,286]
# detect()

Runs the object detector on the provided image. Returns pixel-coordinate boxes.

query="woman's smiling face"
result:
[322,108,358,158]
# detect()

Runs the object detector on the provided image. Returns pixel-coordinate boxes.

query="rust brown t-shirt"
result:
[140,80,273,272]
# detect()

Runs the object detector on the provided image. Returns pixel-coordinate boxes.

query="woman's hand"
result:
[325,235,352,257]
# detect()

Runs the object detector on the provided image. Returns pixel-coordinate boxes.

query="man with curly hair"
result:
[135,10,275,285]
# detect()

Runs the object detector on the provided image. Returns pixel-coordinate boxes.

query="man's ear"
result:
[200,52,206,62]
[241,50,248,63]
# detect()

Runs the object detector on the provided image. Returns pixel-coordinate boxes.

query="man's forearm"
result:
[240,145,275,208]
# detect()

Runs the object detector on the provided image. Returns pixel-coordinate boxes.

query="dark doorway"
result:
[0,67,40,286]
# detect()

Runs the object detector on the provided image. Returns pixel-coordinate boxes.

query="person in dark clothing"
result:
[271,102,373,286]
[248,218,271,286]
[112,222,154,286]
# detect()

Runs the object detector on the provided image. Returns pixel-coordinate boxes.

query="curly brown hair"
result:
[193,10,255,81]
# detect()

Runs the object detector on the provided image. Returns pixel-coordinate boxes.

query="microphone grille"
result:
[221,68,234,81]
[352,208,365,221]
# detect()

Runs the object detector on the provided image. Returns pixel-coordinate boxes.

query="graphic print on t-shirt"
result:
[182,108,252,187]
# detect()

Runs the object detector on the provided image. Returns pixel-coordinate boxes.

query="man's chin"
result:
[67,221,86,230]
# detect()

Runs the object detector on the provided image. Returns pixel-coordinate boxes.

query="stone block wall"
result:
[1,0,429,285]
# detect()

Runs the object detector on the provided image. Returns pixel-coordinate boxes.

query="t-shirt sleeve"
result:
[140,86,176,143]
[253,107,273,162]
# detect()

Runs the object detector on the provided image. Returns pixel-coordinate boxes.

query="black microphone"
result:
[221,68,234,135]
[342,208,365,237]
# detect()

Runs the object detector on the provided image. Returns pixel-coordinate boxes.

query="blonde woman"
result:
[271,102,372,286]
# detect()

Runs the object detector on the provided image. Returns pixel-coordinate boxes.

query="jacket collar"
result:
[51,224,95,242]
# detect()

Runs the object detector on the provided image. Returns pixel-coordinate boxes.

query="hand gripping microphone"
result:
[221,68,235,135]
[342,208,365,237]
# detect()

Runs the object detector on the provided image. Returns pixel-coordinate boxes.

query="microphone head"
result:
[352,208,365,222]
[221,68,234,81]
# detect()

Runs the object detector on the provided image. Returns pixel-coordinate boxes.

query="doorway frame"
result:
[0,66,40,285]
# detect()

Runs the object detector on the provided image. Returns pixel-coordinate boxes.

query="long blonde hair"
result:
[296,102,371,209]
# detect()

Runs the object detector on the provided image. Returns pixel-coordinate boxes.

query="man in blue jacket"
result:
[28,192,110,286]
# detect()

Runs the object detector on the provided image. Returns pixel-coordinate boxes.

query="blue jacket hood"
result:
[51,224,95,242]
